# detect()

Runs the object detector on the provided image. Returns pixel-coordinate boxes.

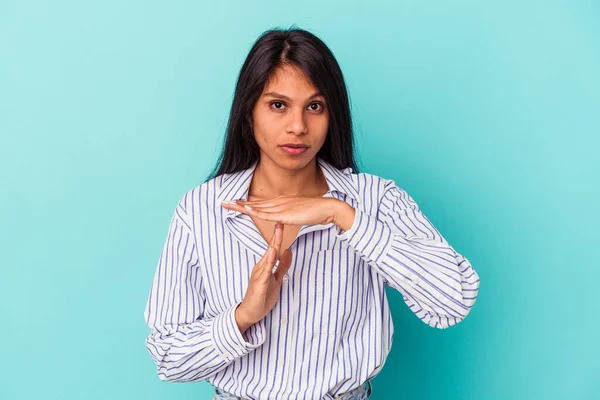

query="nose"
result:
[285,108,307,136]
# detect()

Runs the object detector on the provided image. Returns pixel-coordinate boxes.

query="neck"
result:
[249,156,328,200]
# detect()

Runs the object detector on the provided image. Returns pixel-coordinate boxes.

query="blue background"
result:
[1,1,598,399]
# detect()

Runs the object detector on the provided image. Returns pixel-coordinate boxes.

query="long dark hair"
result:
[205,26,360,182]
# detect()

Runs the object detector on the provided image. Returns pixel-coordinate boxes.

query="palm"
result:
[265,275,282,311]
[241,230,293,324]
[256,252,291,316]
[223,196,336,226]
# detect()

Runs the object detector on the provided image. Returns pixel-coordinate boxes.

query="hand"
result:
[222,195,343,226]
[235,222,293,333]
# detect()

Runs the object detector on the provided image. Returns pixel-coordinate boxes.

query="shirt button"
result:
[223,352,231,359]
[283,274,289,281]
[281,317,288,325]
[375,245,382,253]
[278,359,284,367]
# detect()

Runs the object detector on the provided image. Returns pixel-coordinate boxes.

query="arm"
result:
[333,180,480,329]
[143,196,266,382]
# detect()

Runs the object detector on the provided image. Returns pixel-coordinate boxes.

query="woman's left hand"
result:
[221,196,344,226]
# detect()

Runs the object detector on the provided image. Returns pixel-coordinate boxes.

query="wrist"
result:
[235,303,252,334]
[332,200,356,232]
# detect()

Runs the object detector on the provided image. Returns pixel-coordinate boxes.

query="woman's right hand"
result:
[235,222,293,333]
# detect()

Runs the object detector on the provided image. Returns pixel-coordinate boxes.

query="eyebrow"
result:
[262,91,324,101]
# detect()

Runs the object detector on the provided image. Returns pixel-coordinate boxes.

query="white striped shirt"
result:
[143,156,480,399]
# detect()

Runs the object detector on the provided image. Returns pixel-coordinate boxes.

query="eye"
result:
[270,101,286,111]
[309,102,324,112]
[269,101,325,112]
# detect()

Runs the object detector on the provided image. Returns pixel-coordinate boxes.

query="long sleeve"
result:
[336,180,480,329]
[143,197,266,382]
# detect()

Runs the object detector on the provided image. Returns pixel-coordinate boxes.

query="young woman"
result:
[144,27,480,400]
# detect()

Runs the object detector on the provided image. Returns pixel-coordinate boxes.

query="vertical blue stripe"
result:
[143,156,480,397]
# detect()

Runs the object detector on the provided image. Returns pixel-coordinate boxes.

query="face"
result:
[251,64,329,169]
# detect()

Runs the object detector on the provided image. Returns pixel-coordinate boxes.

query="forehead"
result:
[263,65,319,95]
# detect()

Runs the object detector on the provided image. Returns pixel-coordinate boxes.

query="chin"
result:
[266,151,317,170]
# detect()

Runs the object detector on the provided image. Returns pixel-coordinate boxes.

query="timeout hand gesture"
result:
[234,222,293,333]
[222,195,341,226]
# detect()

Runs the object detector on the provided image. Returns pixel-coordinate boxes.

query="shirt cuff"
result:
[210,301,266,362]
[336,207,393,264]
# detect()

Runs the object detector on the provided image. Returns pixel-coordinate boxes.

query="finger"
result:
[242,204,287,213]
[237,206,294,225]
[255,246,273,282]
[256,211,292,224]
[239,196,289,206]
[259,223,280,279]
[247,209,278,222]
[229,203,281,220]
[272,222,284,257]
[260,247,277,284]
[269,222,278,245]
[238,199,272,206]
[251,245,272,278]
[274,249,293,282]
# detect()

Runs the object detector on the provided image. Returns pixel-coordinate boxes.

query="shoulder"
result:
[346,169,418,211]
[173,174,227,218]
[346,169,402,200]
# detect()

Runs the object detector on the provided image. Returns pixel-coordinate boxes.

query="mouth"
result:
[279,144,309,156]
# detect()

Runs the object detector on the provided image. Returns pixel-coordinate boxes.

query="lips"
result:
[279,144,309,156]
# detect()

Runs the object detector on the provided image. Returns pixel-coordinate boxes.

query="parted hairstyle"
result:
[205,25,360,181]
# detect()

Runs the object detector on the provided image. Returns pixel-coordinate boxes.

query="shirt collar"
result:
[216,156,361,205]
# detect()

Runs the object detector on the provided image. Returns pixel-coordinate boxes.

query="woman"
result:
[144,27,480,400]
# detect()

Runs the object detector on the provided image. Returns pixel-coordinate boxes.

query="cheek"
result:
[254,127,279,145]
[252,111,277,144]
[255,116,289,144]
[311,116,329,143]
[253,124,280,146]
